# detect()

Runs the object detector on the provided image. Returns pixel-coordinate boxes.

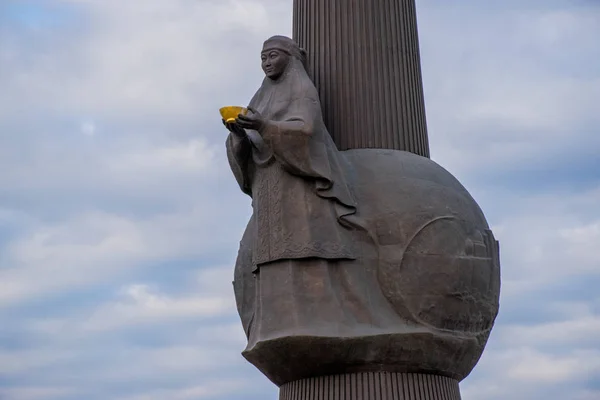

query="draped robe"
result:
[226,56,358,269]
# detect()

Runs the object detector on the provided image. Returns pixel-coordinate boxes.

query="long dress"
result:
[226,57,401,349]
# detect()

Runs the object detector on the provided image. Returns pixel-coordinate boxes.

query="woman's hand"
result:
[236,107,265,132]
[222,119,246,137]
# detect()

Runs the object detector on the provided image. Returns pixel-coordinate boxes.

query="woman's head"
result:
[261,36,307,80]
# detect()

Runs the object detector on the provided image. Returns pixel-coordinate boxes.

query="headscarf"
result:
[261,35,308,72]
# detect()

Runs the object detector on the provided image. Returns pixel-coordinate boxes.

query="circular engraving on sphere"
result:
[380,216,501,334]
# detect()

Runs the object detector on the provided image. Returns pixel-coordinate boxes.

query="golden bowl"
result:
[219,106,247,123]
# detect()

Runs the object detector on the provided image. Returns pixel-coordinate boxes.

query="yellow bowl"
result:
[219,106,247,123]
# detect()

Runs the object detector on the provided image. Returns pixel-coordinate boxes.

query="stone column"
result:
[280,373,461,400]
[293,0,430,156]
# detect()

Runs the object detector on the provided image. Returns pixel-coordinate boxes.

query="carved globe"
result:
[239,149,501,386]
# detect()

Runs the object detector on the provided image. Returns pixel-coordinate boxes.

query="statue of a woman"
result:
[225,35,382,355]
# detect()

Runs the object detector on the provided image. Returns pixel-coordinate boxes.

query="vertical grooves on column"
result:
[343,0,352,150]
[427,376,436,400]
[357,0,367,148]
[329,0,337,150]
[379,0,390,149]
[440,378,447,400]
[293,0,429,156]
[415,375,422,400]
[340,0,349,151]
[397,0,409,152]
[423,375,431,399]
[392,373,399,400]
[381,0,395,150]
[320,0,328,149]
[366,2,378,148]
[409,0,430,157]
[407,0,424,156]
[402,0,416,154]
[280,373,461,400]
[389,0,404,152]
[440,377,448,400]
[437,376,445,399]
[371,2,384,148]
[443,377,452,400]
[408,0,422,155]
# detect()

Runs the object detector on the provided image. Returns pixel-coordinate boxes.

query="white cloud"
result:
[81,121,96,136]
[78,285,232,331]
[1,1,599,399]
[463,346,600,399]
[113,380,252,400]
[419,3,600,176]
[20,267,240,343]
[0,387,78,400]
[561,222,600,267]
[508,350,600,383]
[107,138,217,177]
[573,391,600,400]
[502,315,600,347]
[0,208,245,306]
[0,0,291,118]
[0,349,77,375]
[79,267,237,331]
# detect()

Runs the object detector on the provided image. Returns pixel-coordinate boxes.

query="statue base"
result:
[279,372,461,400]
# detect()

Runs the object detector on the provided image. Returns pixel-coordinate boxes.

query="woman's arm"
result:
[225,124,254,197]
[259,118,312,176]
[236,100,319,178]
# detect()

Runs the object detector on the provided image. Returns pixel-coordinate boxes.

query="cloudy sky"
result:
[0,0,599,399]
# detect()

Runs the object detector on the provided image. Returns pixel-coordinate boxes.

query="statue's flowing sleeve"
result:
[226,133,254,197]
[259,95,357,221]
[259,97,320,177]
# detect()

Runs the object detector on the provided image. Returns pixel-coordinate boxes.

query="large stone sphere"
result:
[238,149,501,386]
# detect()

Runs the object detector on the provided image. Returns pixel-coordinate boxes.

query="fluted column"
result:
[280,372,461,400]
[293,0,429,156]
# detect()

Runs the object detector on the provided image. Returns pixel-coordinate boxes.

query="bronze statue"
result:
[225,35,380,360]
[222,36,501,400]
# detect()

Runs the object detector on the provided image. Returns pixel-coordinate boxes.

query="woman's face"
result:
[261,49,290,80]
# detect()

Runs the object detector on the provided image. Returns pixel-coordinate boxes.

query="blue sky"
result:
[0,0,599,399]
